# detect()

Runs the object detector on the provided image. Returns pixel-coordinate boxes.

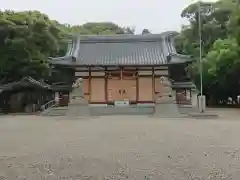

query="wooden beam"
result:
[73,66,170,72]
[53,64,176,70]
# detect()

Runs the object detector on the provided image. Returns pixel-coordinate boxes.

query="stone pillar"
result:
[186,90,191,101]
[55,92,59,102]
[155,77,174,104]
[66,78,89,117]
[154,77,180,117]
[171,89,177,103]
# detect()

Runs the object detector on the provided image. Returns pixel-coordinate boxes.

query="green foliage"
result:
[0,10,65,81]
[142,29,151,35]
[177,0,240,104]
[0,10,136,83]
[62,22,127,35]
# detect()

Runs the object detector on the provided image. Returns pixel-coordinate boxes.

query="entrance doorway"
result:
[107,70,137,104]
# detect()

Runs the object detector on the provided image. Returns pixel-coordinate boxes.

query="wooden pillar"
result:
[105,67,108,102]
[168,65,171,78]
[120,67,123,80]
[120,67,123,98]
[89,67,91,103]
[136,68,139,102]
[152,67,155,102]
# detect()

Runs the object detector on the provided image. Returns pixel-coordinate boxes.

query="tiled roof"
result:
[172,81,196,89]
[0,77,50,90]
[50,32,191,66]
[78,41,168,65]
[0,77,71,91]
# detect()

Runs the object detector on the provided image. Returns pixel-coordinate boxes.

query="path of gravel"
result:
[0,111,240,179]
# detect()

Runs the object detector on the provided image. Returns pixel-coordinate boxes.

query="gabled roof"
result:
[172,81,196,89]
[50,31,191,66]
[0,77,71,91]
[0,77,50,91]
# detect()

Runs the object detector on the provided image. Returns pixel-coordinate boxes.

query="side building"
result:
[50,31,196,107]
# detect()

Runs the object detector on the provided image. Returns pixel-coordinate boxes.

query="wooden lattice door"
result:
[121,79,137,102]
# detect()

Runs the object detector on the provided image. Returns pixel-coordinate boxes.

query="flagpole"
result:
[198,0,204,112]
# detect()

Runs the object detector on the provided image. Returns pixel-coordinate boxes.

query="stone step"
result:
[41,107,68,116]
[42,104,201,118]
[66,104,90,117]
[178,106,200,114]
[90,106,154,116]
[154,103,182,118]
[42,105,155,116]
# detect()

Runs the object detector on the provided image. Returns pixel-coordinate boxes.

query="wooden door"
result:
[90,78,105,103]
[121,79,137,102]
[107,79,122,102]
[138,77,153,102]
[59,93,69,106]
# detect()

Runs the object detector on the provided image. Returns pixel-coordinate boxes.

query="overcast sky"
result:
[1,0,217,34]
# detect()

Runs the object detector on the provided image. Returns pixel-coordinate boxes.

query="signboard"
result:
[114,100,130,106]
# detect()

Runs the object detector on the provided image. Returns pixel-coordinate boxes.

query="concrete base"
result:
[154,103,183,118]
[187,112,219,119]
[178,106,218,119]
[66,103,90,117]
[65,94,90,117]
[198,95,206,112]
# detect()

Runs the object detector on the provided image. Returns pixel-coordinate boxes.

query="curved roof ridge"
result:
[75,31,178,42]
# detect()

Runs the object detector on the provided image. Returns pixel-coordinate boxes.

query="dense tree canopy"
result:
[0,10,135,83]
[175,0,240,105]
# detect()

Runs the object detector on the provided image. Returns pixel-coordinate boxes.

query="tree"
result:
[142,29,151,35]
[175,0,232,57]
[122,27,135,34]
[0,10,139,83]
[176,0,240,105]
[190,38,240,104]
[0,10,64,81]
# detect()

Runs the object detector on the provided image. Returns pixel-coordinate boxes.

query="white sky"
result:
[1,0,217,34]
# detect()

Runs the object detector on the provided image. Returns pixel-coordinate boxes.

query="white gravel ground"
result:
[0,109,240,180]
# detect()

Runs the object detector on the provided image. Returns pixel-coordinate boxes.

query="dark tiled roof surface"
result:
[172,81,196,89]
[0,77,71,91]
[51,32,190,66]
[78,41,167,65]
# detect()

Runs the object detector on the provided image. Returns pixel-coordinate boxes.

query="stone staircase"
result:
[90,105,154,116]
[41,105,154,116]
[41,104,202,117]
[41,106,68,116]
